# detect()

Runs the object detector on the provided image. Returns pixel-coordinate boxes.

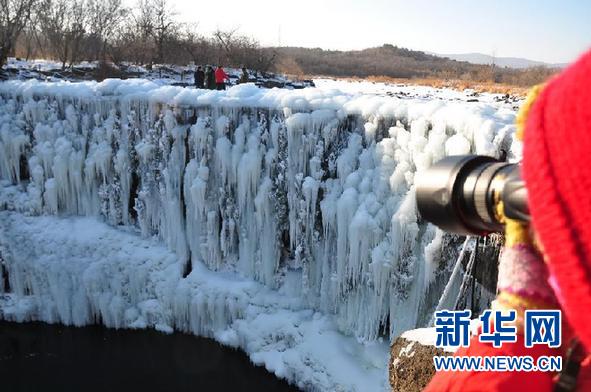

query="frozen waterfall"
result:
[0,79,516,345]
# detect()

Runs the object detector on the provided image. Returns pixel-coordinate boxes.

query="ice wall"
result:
[0,80,516,341]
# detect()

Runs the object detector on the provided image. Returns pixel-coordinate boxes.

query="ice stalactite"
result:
[0,80,516,342]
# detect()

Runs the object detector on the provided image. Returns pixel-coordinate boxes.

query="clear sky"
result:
[170,0,591,64]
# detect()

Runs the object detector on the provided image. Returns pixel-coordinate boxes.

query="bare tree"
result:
[131,0,178,68]
[109,15,138,65]
[213,28,276,71]
[0,0,37,69]
[121,4,152,65]
[38,0,88,70]
[181,23,213,64]
[15,16,42,60]
[213,28,238,64]
[86,0,126,61]
[253,48,277,74]
[150,0,178,65]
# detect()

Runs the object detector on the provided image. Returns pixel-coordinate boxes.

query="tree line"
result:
[1,0,276,72]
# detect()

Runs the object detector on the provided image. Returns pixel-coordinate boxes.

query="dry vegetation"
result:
[272,45,558,91]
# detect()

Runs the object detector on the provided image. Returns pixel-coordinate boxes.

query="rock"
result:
[389,336,451,392]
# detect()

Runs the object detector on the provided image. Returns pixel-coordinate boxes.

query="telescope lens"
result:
[415,155,515,235]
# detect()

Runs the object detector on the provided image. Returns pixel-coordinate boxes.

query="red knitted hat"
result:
[522,49,591,349]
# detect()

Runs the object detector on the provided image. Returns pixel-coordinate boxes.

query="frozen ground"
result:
[313,79,522,106]
[0,76,519,391]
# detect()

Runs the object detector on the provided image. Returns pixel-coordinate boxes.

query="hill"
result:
[271,45,559,87]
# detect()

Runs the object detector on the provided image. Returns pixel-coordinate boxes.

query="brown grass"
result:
[282,72,532,96]
[368,75,530,96]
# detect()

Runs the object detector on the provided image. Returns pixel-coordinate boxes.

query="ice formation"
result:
[0,79,517,390]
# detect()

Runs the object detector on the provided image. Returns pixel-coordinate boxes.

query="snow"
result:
[312,78,522,106]
[0,78,520,132]
[400,318,483,354]
[0,77,519,391]
[401,327,456,353]
[0,212,388,391]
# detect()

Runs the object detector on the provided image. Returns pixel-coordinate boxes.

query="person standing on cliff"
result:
[425,49,591,391]
[194,66,205,89]
[215,65,230,90]
[205,66,216,90]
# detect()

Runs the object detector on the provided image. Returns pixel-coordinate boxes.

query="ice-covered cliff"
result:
[0,79,517,390]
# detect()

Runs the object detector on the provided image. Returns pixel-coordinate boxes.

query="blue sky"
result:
[172,0,591,63]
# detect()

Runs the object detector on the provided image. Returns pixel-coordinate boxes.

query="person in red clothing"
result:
[425,49,591,391]
[215,65,230,90]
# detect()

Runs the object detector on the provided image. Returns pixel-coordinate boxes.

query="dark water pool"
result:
[0,321,300,392]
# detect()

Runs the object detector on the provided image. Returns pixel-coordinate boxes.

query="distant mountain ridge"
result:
[432,52,567,69]
[271,45,559,87]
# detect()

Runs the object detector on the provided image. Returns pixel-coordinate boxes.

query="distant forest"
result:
[271,45,558,86]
